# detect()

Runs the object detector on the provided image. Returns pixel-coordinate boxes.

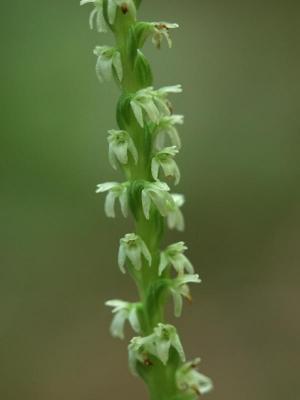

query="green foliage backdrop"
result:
[1,0,299,399]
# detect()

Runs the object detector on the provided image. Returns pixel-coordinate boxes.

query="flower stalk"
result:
[80,1,213,399]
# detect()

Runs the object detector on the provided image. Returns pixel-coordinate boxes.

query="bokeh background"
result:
[1,0,300,399]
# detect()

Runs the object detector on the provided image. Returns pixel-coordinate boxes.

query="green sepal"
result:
[116,94,133,130]
[145,279,169,323]
[134,50,153,88]
[128,180,145,220]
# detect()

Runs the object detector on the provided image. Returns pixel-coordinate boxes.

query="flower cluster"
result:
[128,323,185,374]
[81,1,213,398]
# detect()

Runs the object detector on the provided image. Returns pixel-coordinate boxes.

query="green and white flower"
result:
[167,193,185,231]
[118,233,152,273]
[130,85,182,128]
[107,129,138,170]
[151,146,180,184]
[170,274,201,317]
[96,182,128,218]
[128,323,185,374]
[159,241,194,276]
[94,46,123,83]
[151,22,179,49]
[80,0,136,30]
[154,114,184,150]
[80,0,107,32]
[176,358,213,396]
[141,181,174,219]
[105,299,141,339]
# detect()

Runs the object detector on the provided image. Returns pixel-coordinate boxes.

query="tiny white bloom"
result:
[176,358,213,396]
[130,86,182,128]
[170,274,201,317]
[154,114,184,150]
[80,0,107,32]
[118,233,152,273]
[166,193,185,231]
[96,182,128,218]
[159,241,194,276]
[150,22,179,49]
[94,46,123,83]
[141,182,174,220]
[151,146,180,185]
[128,323,185,374]
[107,130,138,170]
[105,299,141,339]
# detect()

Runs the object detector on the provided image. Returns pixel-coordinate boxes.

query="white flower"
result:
[94,46,123,83]
[107,130,138,169]
[96,182,128,218]
[80,0,107,32]
[141,182,174,220]
[176,358,213,396]
[167,193,185,231]
[159,241,194,276]
[149,22,179,49]
[118,233,152,273]
[80,0,136,30]
[105,300,141,339]
[154,114,184,150]
[130,85,182,128]
[128,323,185,374]
[151,146,180,185]
[170,274,201,317]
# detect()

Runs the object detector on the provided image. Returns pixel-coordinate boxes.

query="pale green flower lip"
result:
[107,129,138,169]
[105,299,141,339]
[176,358,213,396]
[118,233,152,273]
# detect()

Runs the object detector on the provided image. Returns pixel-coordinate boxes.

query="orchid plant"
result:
[80,1,213,399]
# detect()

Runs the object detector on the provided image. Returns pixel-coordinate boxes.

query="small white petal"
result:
[118,244,126,273]
[130,100,144,127]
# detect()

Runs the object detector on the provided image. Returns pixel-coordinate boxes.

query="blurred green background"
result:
[1,0,300,399]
